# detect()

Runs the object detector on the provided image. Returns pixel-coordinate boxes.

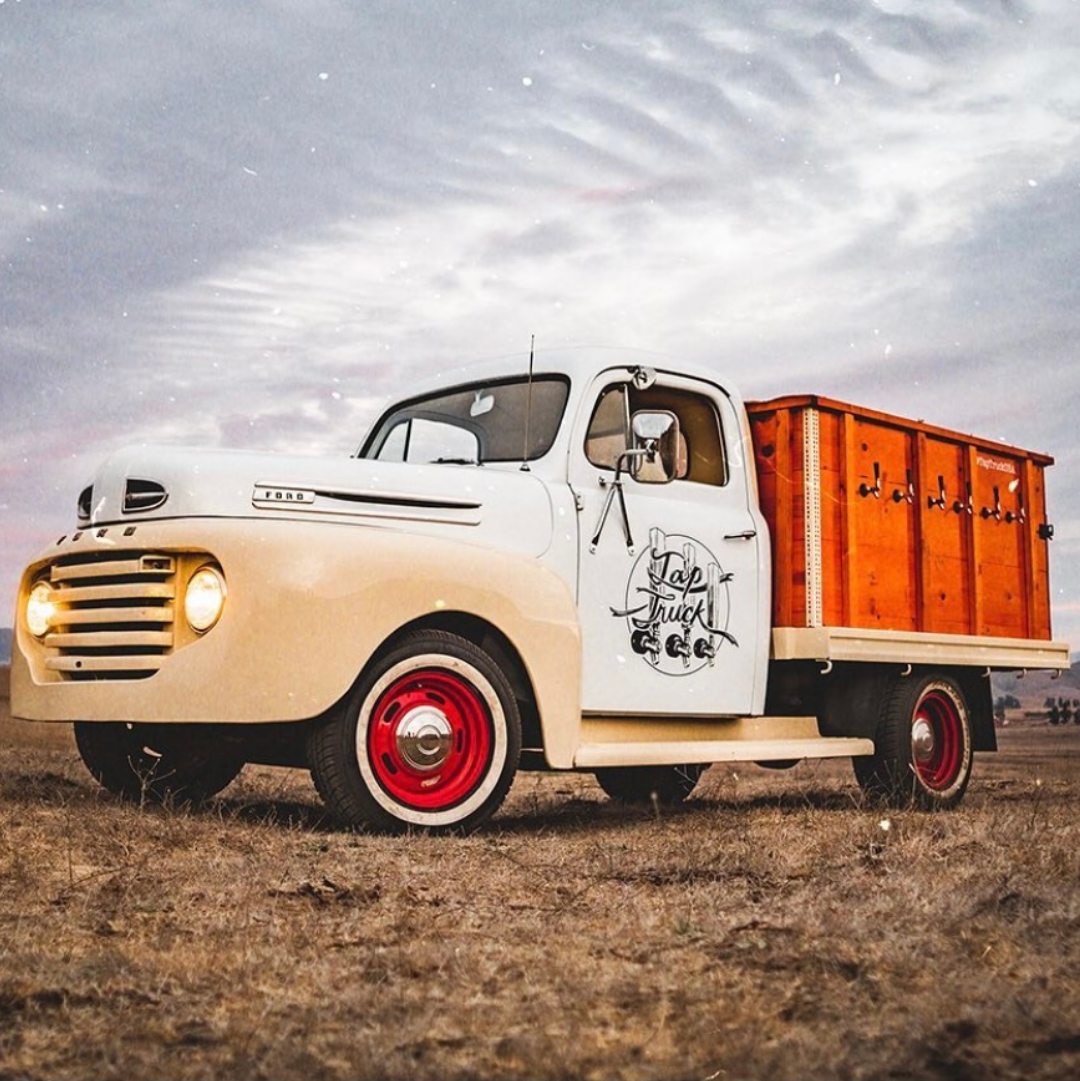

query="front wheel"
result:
[308,629,522,833]
[853,673,973,810]
[74,722,245,804]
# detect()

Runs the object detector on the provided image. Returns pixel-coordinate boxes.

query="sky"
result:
[2,0,1079,650]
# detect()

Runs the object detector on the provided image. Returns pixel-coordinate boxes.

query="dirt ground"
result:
[1,692,1079,1081]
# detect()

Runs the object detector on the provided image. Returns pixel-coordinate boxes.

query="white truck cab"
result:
[11,349,1070,831]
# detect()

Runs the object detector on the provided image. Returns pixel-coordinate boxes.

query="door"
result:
[569,369,766,716]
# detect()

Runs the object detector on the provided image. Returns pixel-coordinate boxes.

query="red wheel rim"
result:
[911,689,964,790]
[367,667,494,811]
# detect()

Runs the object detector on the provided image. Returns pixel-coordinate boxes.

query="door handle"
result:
[724,529,757,540]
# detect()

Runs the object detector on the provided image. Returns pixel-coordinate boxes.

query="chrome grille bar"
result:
[50,555,176,582]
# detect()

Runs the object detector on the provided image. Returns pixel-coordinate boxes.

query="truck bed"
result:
[747,394,1060,656]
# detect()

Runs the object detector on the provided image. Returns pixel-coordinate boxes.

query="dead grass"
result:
[2,704,1079,1080]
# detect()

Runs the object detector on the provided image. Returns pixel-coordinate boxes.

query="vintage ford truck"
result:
[10,349,1071,831]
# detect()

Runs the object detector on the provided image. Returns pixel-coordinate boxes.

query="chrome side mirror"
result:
[629,410,680,484]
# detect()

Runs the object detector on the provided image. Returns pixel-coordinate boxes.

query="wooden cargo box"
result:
[746,395,1055,641]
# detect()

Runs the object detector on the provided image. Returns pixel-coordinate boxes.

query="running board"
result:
[573,737,875,769]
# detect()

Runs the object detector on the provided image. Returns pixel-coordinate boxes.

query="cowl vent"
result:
[123,479,168,514]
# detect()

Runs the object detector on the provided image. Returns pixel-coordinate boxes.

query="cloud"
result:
[2,0,1080,646]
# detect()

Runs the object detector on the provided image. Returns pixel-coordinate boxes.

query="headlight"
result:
[27,581,57,638]
[184,566,227,633]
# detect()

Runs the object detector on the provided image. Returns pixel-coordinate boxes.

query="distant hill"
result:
[0,627,10,666]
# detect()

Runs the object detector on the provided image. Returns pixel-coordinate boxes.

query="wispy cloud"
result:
[2,0,1079,641]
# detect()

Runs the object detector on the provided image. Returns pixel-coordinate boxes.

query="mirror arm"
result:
[615,446,650,474]
[589,432,665,554]
[590,452,641,554]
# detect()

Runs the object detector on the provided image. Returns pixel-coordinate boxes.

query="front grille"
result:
[41,551,177,681]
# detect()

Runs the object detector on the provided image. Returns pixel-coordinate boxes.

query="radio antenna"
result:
[520,334,535,472]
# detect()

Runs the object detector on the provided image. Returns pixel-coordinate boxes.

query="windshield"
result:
[360,375,570,465]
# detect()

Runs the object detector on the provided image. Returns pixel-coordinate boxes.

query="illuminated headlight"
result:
[184,566,227,633]
[26,581,57,638]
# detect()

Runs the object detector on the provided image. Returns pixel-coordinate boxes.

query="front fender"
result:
[12,518,582,765]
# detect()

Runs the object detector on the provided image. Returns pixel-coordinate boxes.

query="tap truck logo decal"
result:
[611,527,737,676]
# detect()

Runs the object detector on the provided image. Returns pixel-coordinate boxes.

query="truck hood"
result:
[81,444,557,558]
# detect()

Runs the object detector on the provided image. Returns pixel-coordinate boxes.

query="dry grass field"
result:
[2,679,1079,1080]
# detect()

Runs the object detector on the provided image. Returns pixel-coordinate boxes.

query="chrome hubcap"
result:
[911,718,935,763]
[395,706,453,771]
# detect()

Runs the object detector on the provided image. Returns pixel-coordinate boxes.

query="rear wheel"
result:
[594,764,706,806]
[308,629,522,833]
[853,672,973,810]
[74,722,245,803]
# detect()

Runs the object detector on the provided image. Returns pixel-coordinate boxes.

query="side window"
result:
[584,382,727,485]
[584,385,629,470]
[376,418,480,464]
